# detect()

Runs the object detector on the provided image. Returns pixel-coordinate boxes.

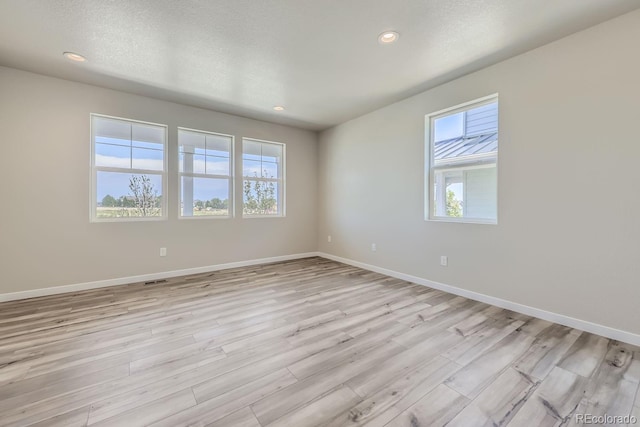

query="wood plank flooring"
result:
[0,257,638,426]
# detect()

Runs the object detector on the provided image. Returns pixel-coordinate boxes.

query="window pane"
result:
[96,171,162,218]
[207,149,230,158]
[433,170,463,218]
[94,116,131,141]
[179,131,206,155]
[433,102,498,163]
[179,129,203,149]
[243,180,279,216]
[95,136,131,147]
[179,129,231,176]
[194,155,207,174]
[465,102,498,136]
[132,148,164,171]
[242,141,282,178]
[181,177,229,217]
[132,122,164,146]
[433,166,496,220]
[433,113,464,142]
[179,153,206,174]
[242,140,263,160]
[464,166,497,220]
[95,143,131,168]
[261,143,282,161]
[243,159,262,177]
[191,146,206,155]
[206,156,230,175]
[205,134,231,154]
[132,140,163,150]
[261,160,278,179]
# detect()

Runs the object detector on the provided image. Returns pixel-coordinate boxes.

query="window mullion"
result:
[129,123,133,169]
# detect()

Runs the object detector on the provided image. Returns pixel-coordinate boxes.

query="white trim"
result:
[178,214,231,221]
[0,252,319,303]
[433,153,497,168]
[316,252,640,346]
[427,93,499,120]
[428,216,497,225]
[177,126,235,140]
[423,114,431,221]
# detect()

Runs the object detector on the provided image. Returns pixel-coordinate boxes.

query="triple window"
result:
[426,95,498,224]
[90,115,286,221]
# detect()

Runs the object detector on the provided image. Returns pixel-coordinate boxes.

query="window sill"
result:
[91,216,168,223]
[178,215,232,220]
[427,216,497,225]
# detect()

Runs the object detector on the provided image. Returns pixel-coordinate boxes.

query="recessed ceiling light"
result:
[63,52,87,62]
[378,31,399,44]
[273,106,285,111]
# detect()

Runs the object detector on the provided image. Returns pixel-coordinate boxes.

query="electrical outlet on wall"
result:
[440,255,448,266]
[160,248,167,257]
[371,243,377,252]
[327,235,332,243]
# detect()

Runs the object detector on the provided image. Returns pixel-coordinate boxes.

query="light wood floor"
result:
[1,257,638,427]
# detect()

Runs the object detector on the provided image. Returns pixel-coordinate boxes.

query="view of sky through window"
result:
[433,112,464,142]
[95,136,164,201]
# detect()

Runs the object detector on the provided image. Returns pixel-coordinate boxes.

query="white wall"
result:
[318,10,640,335]
[0,67,317,294]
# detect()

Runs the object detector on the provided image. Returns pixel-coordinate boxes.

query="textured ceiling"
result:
[1,0,638,131]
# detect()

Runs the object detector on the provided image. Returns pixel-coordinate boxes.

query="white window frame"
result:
[425,94,498,225]
[90,114,168,222]
[241,138,286,218]
[177,127,234,219]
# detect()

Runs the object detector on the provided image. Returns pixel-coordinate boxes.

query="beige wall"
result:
[318,10,640,334]
[0,67,318,293]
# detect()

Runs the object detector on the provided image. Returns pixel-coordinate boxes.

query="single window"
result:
[426,96,498,223]
[91,114,167,221]
[178,128,233,218]
[242,138,285,217]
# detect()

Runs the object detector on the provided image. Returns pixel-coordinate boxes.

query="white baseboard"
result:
[5,250,638,346]
[317,252,640,346]
[0,252,320,303]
